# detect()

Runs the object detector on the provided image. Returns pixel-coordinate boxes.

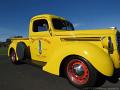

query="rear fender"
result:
[8,41,17,57]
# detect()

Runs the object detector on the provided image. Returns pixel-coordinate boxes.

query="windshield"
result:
[52,18,74,30]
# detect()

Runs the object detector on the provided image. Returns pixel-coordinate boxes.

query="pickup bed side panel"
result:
[43,42,114,76]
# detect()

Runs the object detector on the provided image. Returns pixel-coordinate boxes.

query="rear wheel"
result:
[10,49,18,64]
[9,42,28,64]
[16,42,27,61]
[64,56,105,88]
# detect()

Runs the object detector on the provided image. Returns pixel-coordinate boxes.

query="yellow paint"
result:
[43,42,114,76]
[8,14,120,77]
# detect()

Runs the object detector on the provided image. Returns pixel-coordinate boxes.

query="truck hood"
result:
[54,29,117,37]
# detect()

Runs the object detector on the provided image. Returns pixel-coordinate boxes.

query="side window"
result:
[33,19,49,32]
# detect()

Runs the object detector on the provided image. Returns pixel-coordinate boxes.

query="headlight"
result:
[116,31,120,52]
[116,36,118,48]
[108,37,113,54]
[101,37,113,54]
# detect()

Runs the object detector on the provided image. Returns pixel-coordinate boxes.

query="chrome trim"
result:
[38,40,42,54]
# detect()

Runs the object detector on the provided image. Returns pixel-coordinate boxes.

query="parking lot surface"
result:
[0,55,120,90]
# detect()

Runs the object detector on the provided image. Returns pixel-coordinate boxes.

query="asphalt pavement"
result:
[0,55,120,90]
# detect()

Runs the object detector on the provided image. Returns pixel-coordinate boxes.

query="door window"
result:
[33,19,49,32]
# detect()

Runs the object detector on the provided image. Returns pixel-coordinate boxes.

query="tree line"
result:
[0,36,22,47]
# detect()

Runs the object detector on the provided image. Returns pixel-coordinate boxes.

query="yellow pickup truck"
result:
[8,14,120,88]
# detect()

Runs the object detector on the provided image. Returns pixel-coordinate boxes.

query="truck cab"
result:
[8,14,120,88]
[28,14,75,62]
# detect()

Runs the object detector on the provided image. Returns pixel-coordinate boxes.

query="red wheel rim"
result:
[66,59,89,85]
[10,51,16,62]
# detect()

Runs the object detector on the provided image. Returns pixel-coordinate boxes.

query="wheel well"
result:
[16,42,31,59]
[59,55,80,77]
[9,42,31,59]
[60,55,106,80]
[9,48,15,55]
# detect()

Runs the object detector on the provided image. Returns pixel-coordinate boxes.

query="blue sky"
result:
[0,0,120,41]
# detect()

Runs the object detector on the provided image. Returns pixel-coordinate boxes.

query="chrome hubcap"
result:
[73,64,84,76]
[11,52,16,62]
[11,55,15,61]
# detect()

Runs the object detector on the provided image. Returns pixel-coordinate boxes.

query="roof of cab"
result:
[31,14,65,20]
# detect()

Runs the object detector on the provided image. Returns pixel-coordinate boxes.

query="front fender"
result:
[43,42,114,76]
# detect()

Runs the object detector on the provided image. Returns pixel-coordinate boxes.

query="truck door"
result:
[30,19,51,62]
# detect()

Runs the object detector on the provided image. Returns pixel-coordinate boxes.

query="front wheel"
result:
[65,56,105,88]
